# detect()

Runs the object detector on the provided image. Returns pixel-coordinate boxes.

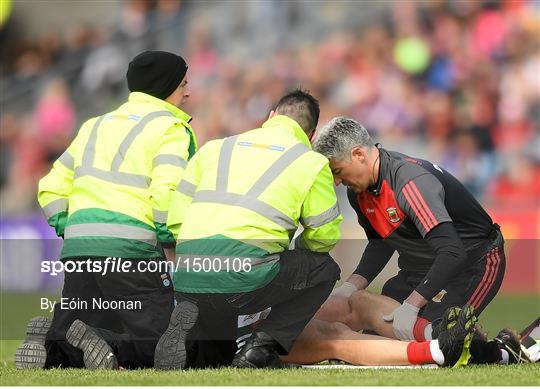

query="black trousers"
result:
[177,249,341,368]
[44,258,174,369]
[382,228,506,338]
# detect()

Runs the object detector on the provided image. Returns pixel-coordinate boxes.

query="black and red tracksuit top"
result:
[349,146,495,298]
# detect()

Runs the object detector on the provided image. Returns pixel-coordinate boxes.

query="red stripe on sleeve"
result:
[403,184,433,231]
[408,181,438,228]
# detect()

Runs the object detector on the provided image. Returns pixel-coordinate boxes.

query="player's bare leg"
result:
[282,305,477,368]
[344,290,400,337]
[313,296,351,324]
[281,319,410,366]
[314,290,400,337]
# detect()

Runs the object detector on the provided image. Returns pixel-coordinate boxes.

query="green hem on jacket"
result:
[155,222,175,244]
[61,208,161,259]
[60,237,162,260]
[173,261,280,293]
[68,208,155,230]
[176,234,273,258]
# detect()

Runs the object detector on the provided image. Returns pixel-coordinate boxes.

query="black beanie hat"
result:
[127,51,188,100]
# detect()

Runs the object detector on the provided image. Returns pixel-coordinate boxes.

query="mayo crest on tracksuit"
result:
[38,92,197,259]
[168,115,343,293]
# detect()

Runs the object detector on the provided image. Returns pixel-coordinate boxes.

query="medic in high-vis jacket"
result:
[154,90,343,370]
[16,51,197,371]
[38,74,196,260]
[169,113,341,293]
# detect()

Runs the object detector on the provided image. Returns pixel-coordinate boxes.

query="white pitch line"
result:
[302,364,439,369]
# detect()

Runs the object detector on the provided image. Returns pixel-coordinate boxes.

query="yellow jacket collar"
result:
[128,92,192,123]
[261,115,312,147]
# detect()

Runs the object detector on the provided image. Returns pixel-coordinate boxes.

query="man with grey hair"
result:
[312,117,375,164]
[309,117,517,364]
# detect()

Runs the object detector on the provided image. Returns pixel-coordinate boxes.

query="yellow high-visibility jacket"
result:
[168,115,342,293]
[38,92,197,259]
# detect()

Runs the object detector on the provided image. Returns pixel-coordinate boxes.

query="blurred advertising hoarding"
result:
[0,215,63,292]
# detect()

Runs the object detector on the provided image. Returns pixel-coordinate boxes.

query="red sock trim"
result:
[407,341,435,365]
[413,317,430,341]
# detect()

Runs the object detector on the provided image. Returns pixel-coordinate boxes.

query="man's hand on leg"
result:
[382,302,419,341]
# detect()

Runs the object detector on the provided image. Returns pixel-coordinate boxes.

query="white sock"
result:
[429,339,445,365]
[527,343,540,362]
[500,349,510,364]
[424,324,433,340]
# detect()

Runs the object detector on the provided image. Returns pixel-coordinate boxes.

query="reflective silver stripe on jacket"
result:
[57,151,74,170]
[64,223,157,245]
[110,111,175,171]
[193,190,296,231]
[200,139,309,230]
[74,166,151,189]
[216,136,238,192]
[176,179,197,197]
[153,209,168,224]
[81,115,106,168]
[152,154,187,169]
[77,111,175,187]
[42,198,68,219]
[246,143,308,198]
[300,203,340,228]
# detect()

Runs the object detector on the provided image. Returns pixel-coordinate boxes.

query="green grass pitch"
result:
[0,294,538,386]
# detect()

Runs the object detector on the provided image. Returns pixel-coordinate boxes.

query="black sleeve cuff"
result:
[353,239,394,284]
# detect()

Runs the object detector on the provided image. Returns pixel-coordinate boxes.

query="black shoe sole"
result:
[154,301,198,370]
[14,316,51,369]
[440,305,477,367]
[231,359,299,369]
[66,320,118,370]
[231,354,299,369]
[231,357,258,368]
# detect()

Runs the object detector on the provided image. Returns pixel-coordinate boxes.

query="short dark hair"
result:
[274,89,320,133]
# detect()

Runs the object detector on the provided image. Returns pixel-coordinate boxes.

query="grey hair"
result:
[313,117,374,161]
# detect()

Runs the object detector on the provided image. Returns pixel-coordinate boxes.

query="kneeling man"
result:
[312,117,505,342]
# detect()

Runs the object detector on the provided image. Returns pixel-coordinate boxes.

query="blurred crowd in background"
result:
[1,0,539,216]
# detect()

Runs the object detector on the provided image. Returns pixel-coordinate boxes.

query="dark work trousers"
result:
[44,257,174,369]
[381,226,506,339]
[177,249,341,368]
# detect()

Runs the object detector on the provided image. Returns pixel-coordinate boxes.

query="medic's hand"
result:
[330,281,358,298]
[382,301,419,341]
